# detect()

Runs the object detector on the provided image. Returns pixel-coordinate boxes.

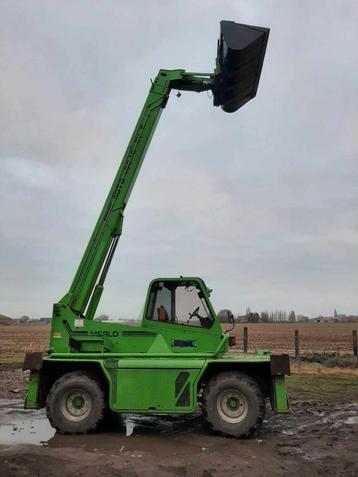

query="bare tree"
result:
[260,311,269,323]
[270,310,287,322]
[288,310,296,322]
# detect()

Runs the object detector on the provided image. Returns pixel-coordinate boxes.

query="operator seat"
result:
[157,305,169,322]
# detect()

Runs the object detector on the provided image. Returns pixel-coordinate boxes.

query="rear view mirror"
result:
[213,21,270,113]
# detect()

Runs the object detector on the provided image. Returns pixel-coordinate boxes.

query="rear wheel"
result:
[46,371,105,434]
[203,372,265,437]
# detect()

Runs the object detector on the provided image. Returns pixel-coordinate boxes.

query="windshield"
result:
[146,281,213,329]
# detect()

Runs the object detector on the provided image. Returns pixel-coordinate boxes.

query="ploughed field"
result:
[0,325,50,363]
[227,322,357,355]
[0,322,357,363]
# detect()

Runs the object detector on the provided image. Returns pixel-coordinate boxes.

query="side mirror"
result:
[213,20,270,113]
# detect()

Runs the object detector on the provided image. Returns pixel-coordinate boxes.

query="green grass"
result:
[0,354,24,365]
[287,373,358,400]
[302,353,358,368]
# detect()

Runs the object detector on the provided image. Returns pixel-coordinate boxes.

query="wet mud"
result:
[0,396,358,477]
[0,364,28,400]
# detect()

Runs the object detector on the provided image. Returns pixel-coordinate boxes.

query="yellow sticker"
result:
[53,332,62,339]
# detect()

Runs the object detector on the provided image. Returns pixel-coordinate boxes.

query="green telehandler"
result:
[24,21,290,438]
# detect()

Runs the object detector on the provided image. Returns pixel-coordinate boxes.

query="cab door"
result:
[143,278,223,354]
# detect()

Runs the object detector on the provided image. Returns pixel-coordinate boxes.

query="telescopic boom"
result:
[58,21,269,321]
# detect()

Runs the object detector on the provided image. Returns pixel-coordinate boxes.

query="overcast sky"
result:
[1,0,357,319]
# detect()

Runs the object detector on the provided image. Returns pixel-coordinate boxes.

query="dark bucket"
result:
[213,21,270,113]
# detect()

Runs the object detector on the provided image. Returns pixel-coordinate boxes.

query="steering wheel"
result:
[187,306,212,328]
[188,306,200,320]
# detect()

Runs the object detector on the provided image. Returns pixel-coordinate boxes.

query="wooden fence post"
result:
[353,330,358,360]
[243,326,248,354]
[294,329,300,365]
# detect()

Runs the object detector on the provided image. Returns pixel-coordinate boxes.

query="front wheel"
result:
[46,371,105,434]
[202,372,265,437]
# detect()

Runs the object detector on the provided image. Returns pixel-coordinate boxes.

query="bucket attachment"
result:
[213,21,270,113]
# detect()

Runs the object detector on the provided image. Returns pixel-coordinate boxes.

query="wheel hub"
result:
[217,389,248,424]
[227,397,239,410]
[72,396,85,409]
[61,390,92,422]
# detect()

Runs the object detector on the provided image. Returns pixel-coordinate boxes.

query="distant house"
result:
[322,316,335,323]
[236,315,247,323]
[297,315,309,322]
[312,316,334,323]
[19,315,30,324]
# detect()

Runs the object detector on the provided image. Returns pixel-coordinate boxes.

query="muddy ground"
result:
[0,364,358,477]
[0,364,29,400]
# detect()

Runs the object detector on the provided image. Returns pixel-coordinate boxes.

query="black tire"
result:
[46,371,105,434]
[202,372,265,437]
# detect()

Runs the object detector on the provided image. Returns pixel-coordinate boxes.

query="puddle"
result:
[0,399,203,449]
[2,397,355,451]
[0,399,55,445]
[121,413,201,437]
[345,416,358,425]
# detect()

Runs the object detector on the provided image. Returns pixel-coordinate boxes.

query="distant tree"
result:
[297,315,309,322]
[247,312,260,323]
[288,310,296,322]
[260,311,269,323]
[19,315,30,323]
[280,310,287,322]
[245,307,251,318]
[217,309,234,323]
[95,314,109,322]
[269,310,287,322]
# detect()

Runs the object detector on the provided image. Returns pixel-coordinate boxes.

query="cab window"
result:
[146,281,213,328]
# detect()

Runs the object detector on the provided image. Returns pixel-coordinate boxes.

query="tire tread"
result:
[46,371,104,434]
[202,371,265,438]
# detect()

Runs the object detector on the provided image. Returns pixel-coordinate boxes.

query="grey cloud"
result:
[0,0,357,318]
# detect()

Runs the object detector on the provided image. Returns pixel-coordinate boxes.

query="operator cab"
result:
[145,279,214,329]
